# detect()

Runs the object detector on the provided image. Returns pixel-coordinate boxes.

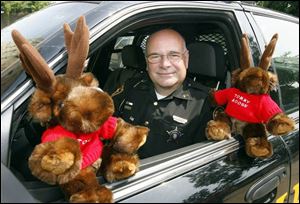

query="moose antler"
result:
[63,16,89,79]
[240,33,252,70]
[11,30,56,93]
[259,33,278,70]
[11,16,90,93]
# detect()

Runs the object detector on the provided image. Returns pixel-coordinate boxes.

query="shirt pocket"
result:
[119,100,148,125]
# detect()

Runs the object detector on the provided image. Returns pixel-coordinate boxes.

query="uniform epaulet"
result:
[111,75,146,97]
[125,74,149,90]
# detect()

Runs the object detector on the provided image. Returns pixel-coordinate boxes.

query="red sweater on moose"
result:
[214,88,282,123]
[41,116,117,169]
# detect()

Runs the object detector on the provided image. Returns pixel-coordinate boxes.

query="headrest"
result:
[187,42,225,80]
[121,45,146,70]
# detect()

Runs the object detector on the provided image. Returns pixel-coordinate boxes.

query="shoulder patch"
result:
[125,74,150,91]
[111,85,124,97]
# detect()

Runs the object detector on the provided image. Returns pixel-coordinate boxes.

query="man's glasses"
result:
[146,50,187,64]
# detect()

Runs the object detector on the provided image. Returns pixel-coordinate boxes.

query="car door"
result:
[245,7,299,203]
[113,139,291,203]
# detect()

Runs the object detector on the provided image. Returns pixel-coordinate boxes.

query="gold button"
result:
[153,102,158,106]
[144,121,149,126]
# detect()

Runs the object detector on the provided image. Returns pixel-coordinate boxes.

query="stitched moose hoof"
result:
[245,137,273,158]
[28,137,82,185]
[206,120,231,141]
[69,186,113,203]
[104,153,139,183]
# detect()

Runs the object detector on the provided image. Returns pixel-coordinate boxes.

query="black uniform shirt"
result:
[112,74,212,159]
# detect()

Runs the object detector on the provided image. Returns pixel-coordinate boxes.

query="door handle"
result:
[245,167,287,203]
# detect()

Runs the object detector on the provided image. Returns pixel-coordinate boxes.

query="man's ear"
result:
[184,50,189,69]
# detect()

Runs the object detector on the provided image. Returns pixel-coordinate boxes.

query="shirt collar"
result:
[142,74,192,101]
[160,80,192,101]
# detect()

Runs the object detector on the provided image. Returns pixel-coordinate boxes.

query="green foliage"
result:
[1,1,50,16]
[256,1,299,17]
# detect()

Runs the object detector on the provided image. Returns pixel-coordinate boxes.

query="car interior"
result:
[89,22,235,93]
[7,12,241,202]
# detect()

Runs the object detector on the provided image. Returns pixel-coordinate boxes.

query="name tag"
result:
[173,115,188,124]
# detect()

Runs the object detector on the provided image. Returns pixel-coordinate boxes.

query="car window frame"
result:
[85,6,247,201]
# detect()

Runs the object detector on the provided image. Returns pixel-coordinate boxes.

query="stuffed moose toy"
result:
[205,33,295,158]
[11,16,149,203]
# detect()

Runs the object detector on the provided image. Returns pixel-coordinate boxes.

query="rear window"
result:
[253,15,299,112]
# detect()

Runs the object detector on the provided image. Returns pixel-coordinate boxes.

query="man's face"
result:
[146,30,189,94]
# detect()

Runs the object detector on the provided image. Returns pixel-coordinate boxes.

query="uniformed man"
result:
[111,29,212,159]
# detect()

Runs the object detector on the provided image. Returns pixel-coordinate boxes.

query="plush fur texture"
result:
[28,137,82,185]
[59,86,114,133]
[60,166,113,203]
[113,118,148,154]
[206,33,295,159]
[100,118,148,182]
[12,16,149,203]
[101,152,140,183]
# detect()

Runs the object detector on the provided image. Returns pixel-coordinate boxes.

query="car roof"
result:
[240,2,299,22]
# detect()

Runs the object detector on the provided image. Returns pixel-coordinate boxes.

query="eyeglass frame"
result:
[146,50,188,64]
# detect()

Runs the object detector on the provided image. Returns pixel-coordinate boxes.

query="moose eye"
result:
[84,111,92,119]
[58,101,64,109]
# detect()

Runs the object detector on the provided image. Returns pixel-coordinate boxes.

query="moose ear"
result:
[11,30,56,93]
[268,71,278,91]
[231,68,243,87]
[79,73,99,87]
[259,33,278,71]
[64,16,90,79]
[240,33,252,70]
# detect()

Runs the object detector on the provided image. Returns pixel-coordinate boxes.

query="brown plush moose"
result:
[11,16,149,203]
[205,33,295,158]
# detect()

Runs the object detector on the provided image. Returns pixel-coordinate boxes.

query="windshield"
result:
[1,2,98,101]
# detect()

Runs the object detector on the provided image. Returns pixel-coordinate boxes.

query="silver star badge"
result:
[166,126,183,143]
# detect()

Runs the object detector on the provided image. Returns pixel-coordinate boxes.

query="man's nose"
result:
[160,55,172,67]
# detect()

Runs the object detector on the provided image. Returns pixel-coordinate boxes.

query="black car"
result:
[1,1,299,203]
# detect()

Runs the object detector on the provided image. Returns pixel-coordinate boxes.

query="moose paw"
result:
[113,118,149,154]
[245,137,273,158]
[28,137,82,185]
[70,186,113,203]
[267,113,295,136]
[206,120,231,141]
[104,153,139,183]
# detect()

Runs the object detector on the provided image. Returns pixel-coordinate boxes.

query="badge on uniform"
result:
[166,126,183,143]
